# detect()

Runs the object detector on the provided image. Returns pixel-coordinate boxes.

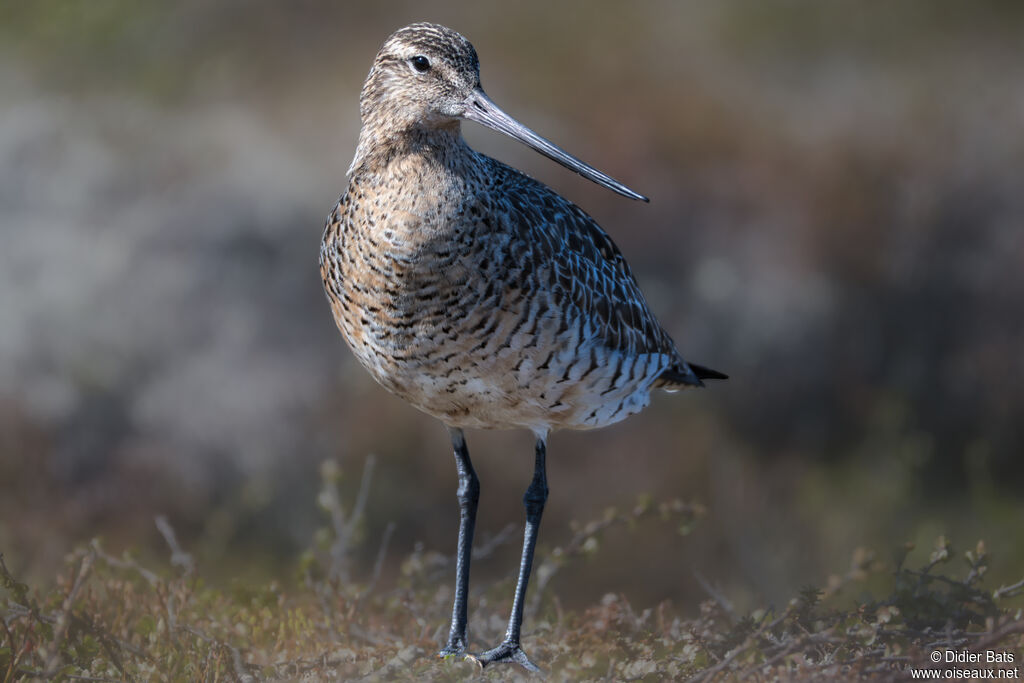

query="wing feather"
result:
[492,161,680,359]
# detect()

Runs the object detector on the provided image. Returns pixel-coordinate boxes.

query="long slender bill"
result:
[462,89,649,202]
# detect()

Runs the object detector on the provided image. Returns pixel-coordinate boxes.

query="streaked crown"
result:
[359,23,481,128]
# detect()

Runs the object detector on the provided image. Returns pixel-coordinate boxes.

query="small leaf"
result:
[136,614,157,637]
[876,605,899,624]
[930,536,951,565]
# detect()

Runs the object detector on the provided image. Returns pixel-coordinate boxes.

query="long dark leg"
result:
[467,434,548,672]
[438,427,480,658]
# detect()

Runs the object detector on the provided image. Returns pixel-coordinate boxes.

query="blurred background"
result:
[1,1,1022,613]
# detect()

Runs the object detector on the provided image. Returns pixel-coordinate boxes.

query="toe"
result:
[438,641,466,659]
[466,642,541,673]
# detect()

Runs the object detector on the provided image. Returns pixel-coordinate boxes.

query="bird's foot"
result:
[437,639,466,660]
[465,640,541,673]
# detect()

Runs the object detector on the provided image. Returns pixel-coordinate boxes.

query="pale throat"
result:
[349,117,469,177]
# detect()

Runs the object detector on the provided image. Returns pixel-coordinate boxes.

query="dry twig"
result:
[42,548,95,678]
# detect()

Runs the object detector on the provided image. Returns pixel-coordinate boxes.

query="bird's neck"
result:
[348,120,469,177]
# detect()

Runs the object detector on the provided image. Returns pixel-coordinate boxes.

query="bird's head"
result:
[360,23,481,130]
[355,22,647,201]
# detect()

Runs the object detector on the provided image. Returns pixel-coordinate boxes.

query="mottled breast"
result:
[320,150,681,431]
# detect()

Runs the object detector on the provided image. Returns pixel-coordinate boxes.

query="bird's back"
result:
[321,144,707,432]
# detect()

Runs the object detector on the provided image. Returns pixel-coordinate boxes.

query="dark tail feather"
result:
[689,363,728,381]
[656,362,728,389]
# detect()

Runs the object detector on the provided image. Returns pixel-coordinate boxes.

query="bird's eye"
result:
[410,55,431,73]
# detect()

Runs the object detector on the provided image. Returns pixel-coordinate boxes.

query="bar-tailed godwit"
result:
[320,22,726,671]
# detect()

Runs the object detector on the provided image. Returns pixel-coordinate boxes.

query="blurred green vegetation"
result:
[1,1,1023,675]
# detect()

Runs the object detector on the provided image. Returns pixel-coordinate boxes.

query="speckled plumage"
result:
[321,24,719,434]
[318,23,724,670]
